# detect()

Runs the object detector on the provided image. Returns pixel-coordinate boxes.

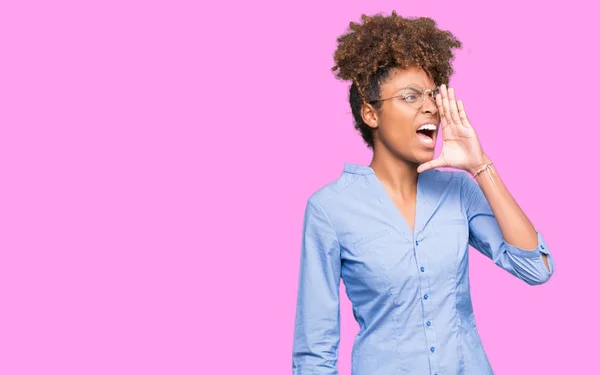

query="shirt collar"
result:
[343,162,443,180]
[343,163,374,175]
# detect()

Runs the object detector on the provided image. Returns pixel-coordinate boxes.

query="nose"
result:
[421,92,438,115]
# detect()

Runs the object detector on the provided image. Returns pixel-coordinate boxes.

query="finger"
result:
[417,156,447,173]
[447,87,462,125]
[457,100,472,128]
[435,92,448,129]
[440,84,453,126]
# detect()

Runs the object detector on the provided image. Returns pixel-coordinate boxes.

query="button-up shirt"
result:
[292,163,554,375]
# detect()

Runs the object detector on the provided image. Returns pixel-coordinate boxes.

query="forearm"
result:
[468,155,550,270]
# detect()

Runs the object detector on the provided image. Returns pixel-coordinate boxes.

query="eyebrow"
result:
[392,85,438,94]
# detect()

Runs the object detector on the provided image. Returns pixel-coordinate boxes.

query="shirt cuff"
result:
[504,230,554,274]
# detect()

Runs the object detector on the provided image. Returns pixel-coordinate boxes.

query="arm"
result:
[462,158,554,285]
[415,84,554,284]
[292,198,341,374]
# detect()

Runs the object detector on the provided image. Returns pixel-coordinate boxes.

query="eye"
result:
[403,90,421,102]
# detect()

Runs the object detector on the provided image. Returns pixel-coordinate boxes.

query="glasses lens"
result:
[403,84,425,108]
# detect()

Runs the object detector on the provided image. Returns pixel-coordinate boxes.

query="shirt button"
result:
[424,294,429,300]
[420,266,425,272]
[541,245,545,249]
[426,321,431,327]
[416,240,419,246]
[430,346,435,353]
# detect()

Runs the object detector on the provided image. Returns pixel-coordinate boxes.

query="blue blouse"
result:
[292,163,554,375]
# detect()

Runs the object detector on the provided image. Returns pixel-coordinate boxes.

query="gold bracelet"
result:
[473,162,493,177]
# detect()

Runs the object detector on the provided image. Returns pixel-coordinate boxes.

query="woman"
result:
[292,11,554,375]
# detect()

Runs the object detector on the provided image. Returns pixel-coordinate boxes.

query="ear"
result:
[361,102,379,129]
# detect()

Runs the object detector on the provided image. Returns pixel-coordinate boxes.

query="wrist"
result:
[468,155,492,177]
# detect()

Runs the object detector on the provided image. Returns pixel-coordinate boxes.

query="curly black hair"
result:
[332,11,462,148]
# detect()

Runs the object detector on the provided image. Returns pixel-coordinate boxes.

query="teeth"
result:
[417,124,437,131]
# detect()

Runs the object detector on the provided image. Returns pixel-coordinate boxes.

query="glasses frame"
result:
[368,85,440,109]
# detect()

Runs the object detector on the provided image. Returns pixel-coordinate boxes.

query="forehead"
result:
[382,66,436,93]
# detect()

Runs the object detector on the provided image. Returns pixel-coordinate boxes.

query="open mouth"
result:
[416,124,437,147]
[416,128,435,139]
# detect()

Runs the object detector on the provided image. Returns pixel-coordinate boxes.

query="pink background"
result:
[1,1,597,374]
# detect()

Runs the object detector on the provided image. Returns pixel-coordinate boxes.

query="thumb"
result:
[417,156,447,173]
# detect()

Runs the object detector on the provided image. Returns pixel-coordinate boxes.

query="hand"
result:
[417,84,489,175]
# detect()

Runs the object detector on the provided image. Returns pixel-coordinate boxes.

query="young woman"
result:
[292,11,554,375]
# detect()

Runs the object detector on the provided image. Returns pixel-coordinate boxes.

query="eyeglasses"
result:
[369,83,440,109]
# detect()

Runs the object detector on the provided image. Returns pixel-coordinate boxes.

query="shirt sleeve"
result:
[292,198,341,374]
[460,172,555,285]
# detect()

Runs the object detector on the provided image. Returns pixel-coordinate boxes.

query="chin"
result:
[414,148,436,163]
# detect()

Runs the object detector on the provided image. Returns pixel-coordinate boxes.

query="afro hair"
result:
[331,11,462,148]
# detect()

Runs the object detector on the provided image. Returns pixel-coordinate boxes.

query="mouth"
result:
[416,123,438,148]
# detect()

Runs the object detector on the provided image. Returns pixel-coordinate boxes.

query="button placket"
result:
[414,234,440,375]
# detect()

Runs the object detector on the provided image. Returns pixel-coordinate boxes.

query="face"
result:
[362,66,440,164]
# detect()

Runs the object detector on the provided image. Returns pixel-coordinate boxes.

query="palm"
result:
[417,85,486,174]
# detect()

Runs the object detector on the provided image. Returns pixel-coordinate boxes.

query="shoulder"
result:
[423,168,469,188]
[422,169,480,208]
[307,171,361,209]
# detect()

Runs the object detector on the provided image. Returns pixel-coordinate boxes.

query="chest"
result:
[345,219,468,280]
[337,194,470,293]
[389,194,417,233]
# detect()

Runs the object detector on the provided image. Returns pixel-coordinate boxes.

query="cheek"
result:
[379,112,414,144]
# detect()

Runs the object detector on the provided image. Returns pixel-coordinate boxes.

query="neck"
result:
[369,147,419,200]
